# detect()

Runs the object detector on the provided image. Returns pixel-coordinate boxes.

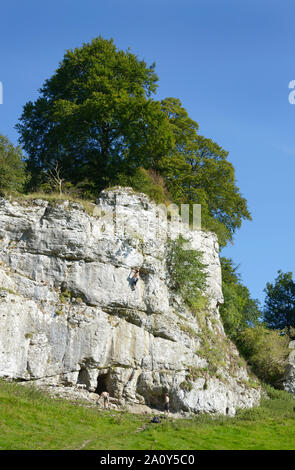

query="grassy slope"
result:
[0,380,295,450]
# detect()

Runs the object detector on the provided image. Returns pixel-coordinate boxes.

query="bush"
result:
[263,270,295,338]
[167,235,208,308]
[0,134,28,195]
[40,177,97,200]
[219,257,261,341]
[237,325,290,385]
[263,383,294,401]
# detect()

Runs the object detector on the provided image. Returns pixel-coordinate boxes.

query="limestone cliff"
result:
[0,188,261,415]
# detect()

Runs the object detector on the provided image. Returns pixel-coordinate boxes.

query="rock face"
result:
[282,341,295,397]
[0,188,261,415]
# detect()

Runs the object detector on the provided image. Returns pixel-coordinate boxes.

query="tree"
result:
[16,37,251,247]
[219,257,261,339]
[0,134,28,195]
[263,270,295,337]
[16,36,174,192]
[157,98,252,246]
[167,235,208,310]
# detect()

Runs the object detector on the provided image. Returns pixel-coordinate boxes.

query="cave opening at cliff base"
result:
[95,373,109,395]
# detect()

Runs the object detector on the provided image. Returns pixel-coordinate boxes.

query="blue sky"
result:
[0,0,295,306]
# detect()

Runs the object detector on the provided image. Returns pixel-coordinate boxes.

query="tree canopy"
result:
[16,36,251,246]
[0,134,28,195]
[237,324,289,385]
[219,257,261,339]
[157,98,251,245]
[263,270,295,337]
[167,234,208,310]
[16,36,173,192]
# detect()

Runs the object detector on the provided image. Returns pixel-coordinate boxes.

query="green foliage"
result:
[0,134,28,195]
[180,366,209,392]
[16,37,251,247]
[219,257,261,340]
[115,167,171,205]
[59,288,72,304]
[167,237,233,375]
[219,260,292,387]
[262,383,295,401]
[237,325,289,385]
[194,312,229,376]
[157,98,252,246]
[16,36,173,193]
[263,270,295,337]
[40,178,97,200]
[167,235,208,308]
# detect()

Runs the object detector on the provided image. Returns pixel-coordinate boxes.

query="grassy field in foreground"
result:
[0,380,295,450]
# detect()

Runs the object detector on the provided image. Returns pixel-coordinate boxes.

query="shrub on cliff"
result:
[167,235,208,309]
[115,168,171,205]
[263,270,295,338]
[16,36,173,193]
[0,134,28,195]
[237,325,289,385]
[219,257,261,340]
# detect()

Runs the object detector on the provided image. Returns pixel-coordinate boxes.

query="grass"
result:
[0,380,295,450]
[6,191,96,216]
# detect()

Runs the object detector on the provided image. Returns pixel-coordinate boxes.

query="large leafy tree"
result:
[263,270,295,337]
[0,134,28,195]
[16,37,251,247]
[16,36,174,192]
[157,98,251,246]
[237,325,289,385]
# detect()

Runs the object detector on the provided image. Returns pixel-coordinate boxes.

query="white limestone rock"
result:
[0,189,261,415]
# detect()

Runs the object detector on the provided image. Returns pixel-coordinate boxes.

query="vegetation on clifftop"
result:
[15,36,251,247]
[0,135,28,195]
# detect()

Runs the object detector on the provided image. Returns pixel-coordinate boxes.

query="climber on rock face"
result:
[131,268,140,291]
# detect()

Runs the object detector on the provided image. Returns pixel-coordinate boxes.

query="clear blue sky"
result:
[1,0,295,306]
